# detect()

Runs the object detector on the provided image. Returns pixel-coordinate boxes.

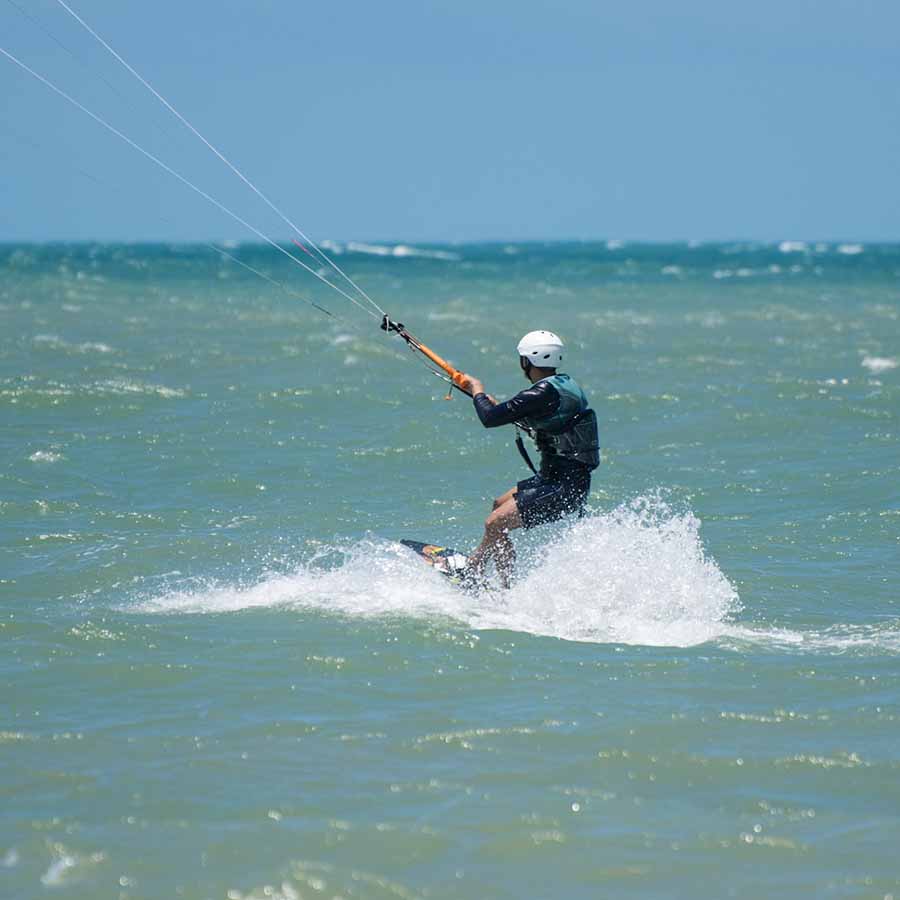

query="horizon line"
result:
[0,237,895,248]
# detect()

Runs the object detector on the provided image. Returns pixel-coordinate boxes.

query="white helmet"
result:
[517,330,564,368]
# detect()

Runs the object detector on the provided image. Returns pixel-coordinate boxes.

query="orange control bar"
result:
[381,316,473,397]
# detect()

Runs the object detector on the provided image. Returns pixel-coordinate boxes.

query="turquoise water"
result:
[2,241,899,898]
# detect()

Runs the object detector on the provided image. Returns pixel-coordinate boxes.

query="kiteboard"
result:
[400,539,470,584]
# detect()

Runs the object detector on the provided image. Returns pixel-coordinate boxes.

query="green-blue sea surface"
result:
[2,241,899,898]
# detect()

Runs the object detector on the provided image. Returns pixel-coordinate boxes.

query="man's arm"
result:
[472,381,560,428]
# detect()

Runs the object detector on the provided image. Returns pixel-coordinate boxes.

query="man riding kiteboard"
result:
[453,330,600,588]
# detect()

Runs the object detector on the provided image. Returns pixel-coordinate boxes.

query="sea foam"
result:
[861,355,897,374]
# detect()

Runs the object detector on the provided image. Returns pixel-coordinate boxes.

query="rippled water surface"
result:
[2,241,899,898]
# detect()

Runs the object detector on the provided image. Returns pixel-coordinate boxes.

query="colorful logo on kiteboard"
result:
[422,545,446,558]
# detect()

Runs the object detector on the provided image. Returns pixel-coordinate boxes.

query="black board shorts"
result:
[514,469,591,530]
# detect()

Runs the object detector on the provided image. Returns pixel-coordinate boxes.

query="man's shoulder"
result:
[549,373,588,396]
[511,379,559,402]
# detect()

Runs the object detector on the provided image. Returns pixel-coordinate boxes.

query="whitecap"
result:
[346,242,460,261]
[686,311,726,329]
[77,341,113,354]
[722,622,900,655]
[96,379,186,398]
[837,243,864,255]
[40,844,105,887]
[346,241,393,257]
[861,355,897,374]
[33,333,64,347]
[391,245,461,261]
[32,334,115,355]
[41,853,77,887]
[778,241,808,254]
[28,450,64,464]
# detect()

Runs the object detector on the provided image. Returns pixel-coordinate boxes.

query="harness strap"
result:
[515,427,538,475]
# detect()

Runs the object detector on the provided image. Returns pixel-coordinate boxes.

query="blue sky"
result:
[2,0,898,242]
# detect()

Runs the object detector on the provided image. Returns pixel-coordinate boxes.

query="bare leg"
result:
[493,531,516,587]
[468,487,516,573]
[492,486,518,510]
[468,496,523,589]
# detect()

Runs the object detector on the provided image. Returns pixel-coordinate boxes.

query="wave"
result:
[28,449,65,463]
[861,355,897,374]
[720,622,900,655]
[1,378,185,402]
[343,241,461,261]
[33,334,115,355]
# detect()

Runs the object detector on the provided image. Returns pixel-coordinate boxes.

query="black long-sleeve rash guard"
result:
[472,379,560,428]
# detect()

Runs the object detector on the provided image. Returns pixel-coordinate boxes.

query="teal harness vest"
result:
[520,374,600,474]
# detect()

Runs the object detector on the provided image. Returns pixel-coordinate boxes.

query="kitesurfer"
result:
[453,331,600,588]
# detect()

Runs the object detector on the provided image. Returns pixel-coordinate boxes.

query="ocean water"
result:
[2,240,898,898]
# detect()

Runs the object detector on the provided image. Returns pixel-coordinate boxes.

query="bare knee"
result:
[484,508,511,537]
[484,490,522,538]
[491,487,517,511]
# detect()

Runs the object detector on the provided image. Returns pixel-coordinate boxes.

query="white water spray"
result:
[134,497,743,648]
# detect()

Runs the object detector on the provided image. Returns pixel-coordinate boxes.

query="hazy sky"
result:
[2,0,898,242]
